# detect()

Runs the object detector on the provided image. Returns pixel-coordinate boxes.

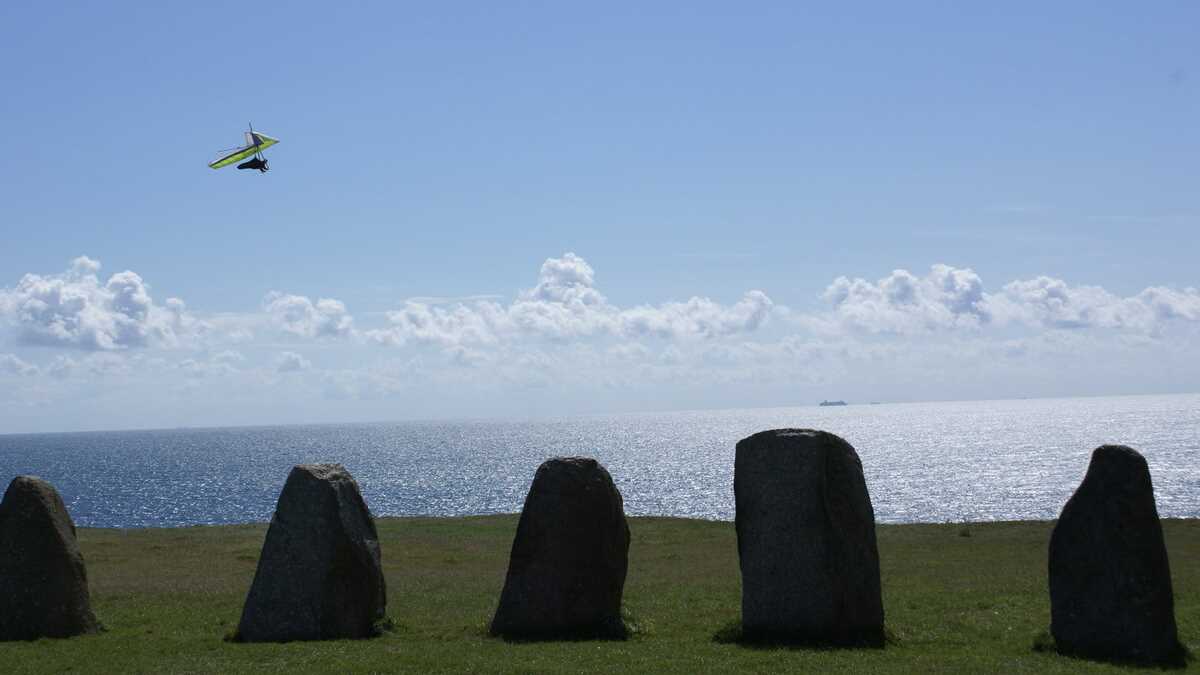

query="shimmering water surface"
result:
[1,394,1197,528]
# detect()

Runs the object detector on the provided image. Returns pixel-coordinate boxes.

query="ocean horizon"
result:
[2,392,1197,529]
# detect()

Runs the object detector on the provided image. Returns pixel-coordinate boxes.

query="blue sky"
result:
[1,2,1197,432]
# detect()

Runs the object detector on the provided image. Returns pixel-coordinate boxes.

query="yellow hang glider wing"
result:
[208,132,279,169]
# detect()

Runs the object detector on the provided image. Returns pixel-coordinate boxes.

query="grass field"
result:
[2,516,1196,673]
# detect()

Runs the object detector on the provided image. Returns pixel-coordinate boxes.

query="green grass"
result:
[2,517,1196,673]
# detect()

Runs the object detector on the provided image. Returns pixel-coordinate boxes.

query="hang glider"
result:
[209,124,278,173]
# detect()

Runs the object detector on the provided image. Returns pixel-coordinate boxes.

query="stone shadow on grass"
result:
[712,619,890,651]
[493,626,628,644]
[226,616,396,644]
[490,607,643,644]
[1032,631,1190,670]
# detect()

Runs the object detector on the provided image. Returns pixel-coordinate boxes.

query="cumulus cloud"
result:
[372,300,509,348]
[0,256,199,350]
[9,251,1198,408]
[504,253,616,338]
[365,252,777,348]
[992,277,1200,332]
[821,264,1200,336]
[276,351,312,372]
[160,297,214,345]
[823,264,989,334]
[1136,286,1200,321]
[521,252,606,306]
[263,292,354,339]
[618,291,774,339]
[70,255,101,276]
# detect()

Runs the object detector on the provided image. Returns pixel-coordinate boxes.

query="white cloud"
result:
[822,264,989,334]
[161,297,215,346]
[993,277,1200,332]
[70,255,101,276]
[0,256,201,350]
[263,292,354,339]
[821,265,1200,336]
[365,252,777,348]
[7,251,1200,430]
[1137,286,1200,321]
[371,300,510,348]
[618,290,774,340]
[504,253,615,339]
[276,351,312,373]
[521,252,606,306]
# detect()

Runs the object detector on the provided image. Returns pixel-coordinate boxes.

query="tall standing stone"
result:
[735,429,884,645]
[1049,445,1184,666]
[0,476,100,641]
[491,457,630,639]
[236,464,386,642]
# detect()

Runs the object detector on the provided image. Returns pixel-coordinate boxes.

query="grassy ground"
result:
[1,516,1195,673]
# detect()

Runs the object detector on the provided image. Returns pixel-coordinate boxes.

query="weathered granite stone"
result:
[1049,445,1184,666]
[490,457,630,639]
[735,429,884,645]
[235,464,385,642]
[0,476,99,641]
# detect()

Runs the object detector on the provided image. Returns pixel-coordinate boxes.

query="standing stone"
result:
[0,476,99,641]
[491,457,630,639]
[236,464,385,642]
[1049,445,1184,666]
[735,429,884,645]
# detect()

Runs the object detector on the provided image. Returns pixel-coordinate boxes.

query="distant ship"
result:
[819,400,848,407]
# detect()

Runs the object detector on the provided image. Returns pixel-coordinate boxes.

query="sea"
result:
[1,394,1197,529]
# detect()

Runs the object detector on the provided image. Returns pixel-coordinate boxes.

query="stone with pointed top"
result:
[1049,445,1184,666]
[235,464,386,642]
[0,475,100,641]
[491,457,630,639]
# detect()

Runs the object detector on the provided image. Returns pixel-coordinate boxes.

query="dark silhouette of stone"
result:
[1049,445,1184,666]
[491,457,630,639]
[735,429,884,646]
[235,464,385,642]
[0,476,99,641]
